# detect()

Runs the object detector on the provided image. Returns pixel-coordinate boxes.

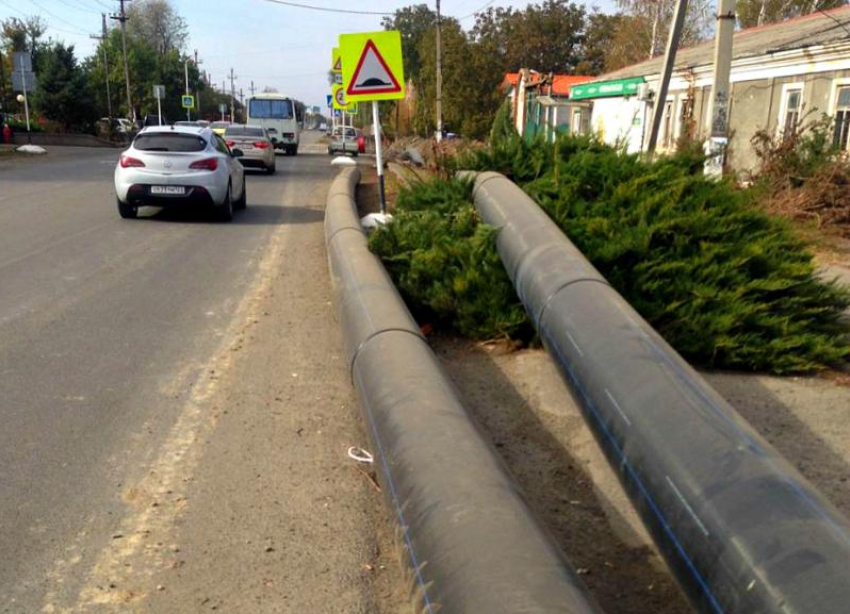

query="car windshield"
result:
[249,99,293,120]
[225,126,266,138]
[134,133,206,152]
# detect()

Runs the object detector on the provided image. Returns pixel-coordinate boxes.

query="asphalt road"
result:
[0,133,401,612]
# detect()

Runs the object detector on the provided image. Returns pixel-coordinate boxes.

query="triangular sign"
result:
[346,39,402,96]
[333,56,342,71]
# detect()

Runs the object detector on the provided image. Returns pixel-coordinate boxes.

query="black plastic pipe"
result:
[325,167,605,614]
[470,171,850,614]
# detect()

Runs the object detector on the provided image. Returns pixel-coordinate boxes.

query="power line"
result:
[28,0,91,34]
[0,0,90,37]
[53,0,102,15]
[258,0,393,16]
[460,0,497,20]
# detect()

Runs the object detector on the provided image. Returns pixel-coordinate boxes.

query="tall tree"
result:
[470,0,587,73]
[576,12,627,75]
[737,0,846,27]
[127,0,188,55]
[614,0,713,62]
[381,4,436,84]
[32,42,97,130]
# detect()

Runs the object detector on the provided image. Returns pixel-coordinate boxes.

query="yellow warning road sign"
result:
[340,31,405,102]
[345,103,358,116]
[332,84,349,110]
[331,47,342,73]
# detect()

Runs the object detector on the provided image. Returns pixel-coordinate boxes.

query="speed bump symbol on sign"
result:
[340,31,405,102]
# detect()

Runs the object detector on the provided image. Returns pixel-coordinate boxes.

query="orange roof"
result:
[503,73,520,87]
[551,75,593,96]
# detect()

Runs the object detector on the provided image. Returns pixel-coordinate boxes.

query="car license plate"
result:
[150,186,185,195]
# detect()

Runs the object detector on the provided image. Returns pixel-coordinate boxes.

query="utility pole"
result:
[435,0,443,142]
[110,0,134,123]
[90,13,113,119]
[229,68,237,123]
[704,0,736,176]
[249,81,256,96]
[184,58,191,121]
[239,88,244,106]
[646,0,689,154]
[194,49,202,119]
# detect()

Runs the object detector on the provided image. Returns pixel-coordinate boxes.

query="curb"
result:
[324,167,604,614]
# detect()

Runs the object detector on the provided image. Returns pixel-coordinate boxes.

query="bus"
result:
[245,93,302,155]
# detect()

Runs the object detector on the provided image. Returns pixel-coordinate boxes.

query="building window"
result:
[660,100,675,149]
[678,98,694,141]
[780,87,802,137]
[833,85,850,150]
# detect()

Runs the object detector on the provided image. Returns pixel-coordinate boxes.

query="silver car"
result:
[224,125,276,174]
[114,126,247,221]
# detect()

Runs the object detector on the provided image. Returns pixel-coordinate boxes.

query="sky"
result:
[0,0,617,110]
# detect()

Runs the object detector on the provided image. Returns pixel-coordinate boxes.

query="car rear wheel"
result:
[218,184,234,222]
[266,160,276,175]
[117,198,138,219]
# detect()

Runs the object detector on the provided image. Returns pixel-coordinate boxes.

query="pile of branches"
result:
[751,114,850,235]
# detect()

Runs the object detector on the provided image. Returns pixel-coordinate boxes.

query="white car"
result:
[114,125,246,221]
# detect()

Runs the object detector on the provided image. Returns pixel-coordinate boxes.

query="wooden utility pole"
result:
[110,0,133,122]
[704,0,736,176]
[435,0,443,142]
[249,81,256,96]
[646,0,689,154]
[90,14,113,118]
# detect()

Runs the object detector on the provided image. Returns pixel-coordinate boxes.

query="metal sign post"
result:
[372,100,385,213]
[153,85,165,126]
[340,30,406,215]
[19,55,31,142]
[219,103,226,121]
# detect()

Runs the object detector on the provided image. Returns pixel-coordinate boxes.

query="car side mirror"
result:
[231,148,244,158]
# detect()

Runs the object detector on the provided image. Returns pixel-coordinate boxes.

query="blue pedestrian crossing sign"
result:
[181,94,195,109]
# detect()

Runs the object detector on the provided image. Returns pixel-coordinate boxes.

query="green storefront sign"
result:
[570,77,645,101]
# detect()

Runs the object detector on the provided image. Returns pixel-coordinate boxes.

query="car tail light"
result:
[226,140,235,148]
[189,157,218,171]
[253,141,270,149]
[120,154,145,168]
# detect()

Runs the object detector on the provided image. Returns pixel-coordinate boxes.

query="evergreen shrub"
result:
[373,134,850,373]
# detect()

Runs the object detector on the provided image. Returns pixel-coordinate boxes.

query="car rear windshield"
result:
[134,133,206,152]
[249,99,293,120]
[225,126,266,138]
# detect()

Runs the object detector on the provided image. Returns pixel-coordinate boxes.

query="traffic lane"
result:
[0,153,330,609]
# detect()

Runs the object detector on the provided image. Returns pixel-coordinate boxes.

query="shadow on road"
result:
[136,203,323,226]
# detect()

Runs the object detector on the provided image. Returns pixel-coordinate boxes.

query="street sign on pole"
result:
[12,52,32,72]
[345,103,358,116]
[11,72,36,92]
[331,47,342,73]
[332,84,349,110]
[153,84,165,99]
[340,31,405,102]
[339,31,406,216]
[326,95,333,109]
[218,103,226,121]
[181,94,195,109]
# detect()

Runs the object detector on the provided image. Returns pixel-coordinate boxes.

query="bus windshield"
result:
[249,99,294,120]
